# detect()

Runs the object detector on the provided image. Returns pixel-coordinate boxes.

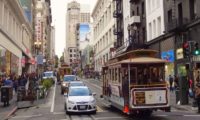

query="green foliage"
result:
[41,79,54,90]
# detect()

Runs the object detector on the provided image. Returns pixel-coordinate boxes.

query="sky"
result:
[51,0,97,57]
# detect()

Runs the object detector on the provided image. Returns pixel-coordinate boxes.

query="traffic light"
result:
[183,42,190,58]
[193,42,200,55]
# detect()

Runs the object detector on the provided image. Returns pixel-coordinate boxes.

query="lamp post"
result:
[127,24,137,49]
[34,41,42,55]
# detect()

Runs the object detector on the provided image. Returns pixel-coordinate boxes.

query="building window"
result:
[153,20,156,38]
[168,9,172,23]
[141,2,145,16]
[137,6,139,15]
[178,3,183,24]
[70,49,72,52]
[157,17,161,36]
[190,0,196,20]
[70,54,72,57]
[70,59,72,62]
[149,23,152,40]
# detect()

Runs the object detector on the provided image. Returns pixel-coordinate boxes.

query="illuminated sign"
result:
[161,50,174,62]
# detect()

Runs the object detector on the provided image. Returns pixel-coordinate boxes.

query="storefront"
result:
[161,49,175,79]
[0,45,19,76]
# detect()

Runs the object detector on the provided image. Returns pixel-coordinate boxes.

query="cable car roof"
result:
[109,57,167,66]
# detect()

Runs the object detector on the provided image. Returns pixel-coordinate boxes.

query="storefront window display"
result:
[161,50,175,80]
[0,46,6,76]
[177,64,187,77]
[11,54,19,75]
[0,45,19,76]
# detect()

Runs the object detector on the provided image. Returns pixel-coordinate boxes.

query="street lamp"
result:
[127,24,137,49]
[34,41,42,55]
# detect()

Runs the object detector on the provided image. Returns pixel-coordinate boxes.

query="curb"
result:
[171,104,195,112]
[4,106,17,120]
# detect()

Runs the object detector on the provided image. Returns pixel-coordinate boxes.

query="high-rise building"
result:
[65,1,80,66]
[65,1,90,68]
[34,0,52,69]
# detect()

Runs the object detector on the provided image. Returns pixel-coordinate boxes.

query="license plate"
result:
[79,105,86,109]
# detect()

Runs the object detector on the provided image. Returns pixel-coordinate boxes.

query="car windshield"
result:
[68,87,91,96]
[44,72,53,77]
[64,76,76,81]
[70,82,84,86]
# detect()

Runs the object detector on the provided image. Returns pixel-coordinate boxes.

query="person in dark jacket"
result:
[195,71,200,113]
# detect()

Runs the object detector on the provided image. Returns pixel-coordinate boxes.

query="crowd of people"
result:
[0,73,39,107]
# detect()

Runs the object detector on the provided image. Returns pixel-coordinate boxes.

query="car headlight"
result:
[62,83,66,86]
[68,100,75,104]
[91,99,96,104]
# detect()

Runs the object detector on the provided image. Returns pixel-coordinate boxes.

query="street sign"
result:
[37,55,43,65]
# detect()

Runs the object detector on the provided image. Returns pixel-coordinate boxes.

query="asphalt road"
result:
[7,78,200,120]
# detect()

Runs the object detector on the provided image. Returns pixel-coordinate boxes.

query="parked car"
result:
[61,75,77,94]
[64,86,96,114]
[68,81,85,87]
[43,71,55,80]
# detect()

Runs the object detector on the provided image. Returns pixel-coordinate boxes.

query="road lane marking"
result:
[96,105,104,112]
[184,114,200,117]
[94,116,127,120]
[11,114,42,119]
[83,80,102,89]
[53,112,65,115]
[155,114,168,117]
[50,78,57,112]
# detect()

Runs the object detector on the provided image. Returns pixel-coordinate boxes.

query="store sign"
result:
[135,92,145,105]
[37,55,43,65]
[161,50,174,62]
[176,48,184,59]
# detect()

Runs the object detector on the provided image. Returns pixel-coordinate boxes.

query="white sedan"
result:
[64,86,97,114]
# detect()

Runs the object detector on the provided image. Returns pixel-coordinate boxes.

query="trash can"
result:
[1,86,13,106]
[175,87,180,104]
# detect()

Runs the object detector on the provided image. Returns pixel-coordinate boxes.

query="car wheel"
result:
[91,110,96,114]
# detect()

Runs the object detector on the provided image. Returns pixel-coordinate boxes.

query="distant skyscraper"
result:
[65,1,90,67]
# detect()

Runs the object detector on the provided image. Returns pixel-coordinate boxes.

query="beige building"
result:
[65,1,90,67]
[92,0,116,72]
[0,0,33,75]
[34,0,52,66]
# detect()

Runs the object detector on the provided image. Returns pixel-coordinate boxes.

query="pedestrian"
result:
[174,75,179,89]
[195,71,200,113]
[13,76,18,94]
[169,75,174,92]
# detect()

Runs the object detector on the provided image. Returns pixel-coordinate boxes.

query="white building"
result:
[122,0,131,52]
[92,0,116,72]
[50,26,55,59]
[146,0,165,42]
[0,0,33,75]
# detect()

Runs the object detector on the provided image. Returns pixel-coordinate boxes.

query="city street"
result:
[6,78,200,120]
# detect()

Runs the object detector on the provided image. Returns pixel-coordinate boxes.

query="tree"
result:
[54,55,59,68]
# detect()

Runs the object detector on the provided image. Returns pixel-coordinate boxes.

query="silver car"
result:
[64,86,97,114]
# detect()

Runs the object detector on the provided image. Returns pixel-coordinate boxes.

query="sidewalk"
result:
[170,91,198,112]
[0,92,17,120]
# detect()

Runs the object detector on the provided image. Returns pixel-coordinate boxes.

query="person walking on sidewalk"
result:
[195,71,200,113]
[169,75,174,92]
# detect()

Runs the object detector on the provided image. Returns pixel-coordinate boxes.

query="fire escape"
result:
[113,0,123,51]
